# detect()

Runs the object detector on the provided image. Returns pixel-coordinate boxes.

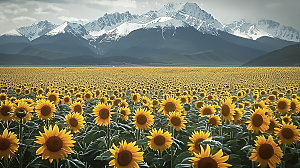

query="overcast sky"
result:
[0,0,299,34]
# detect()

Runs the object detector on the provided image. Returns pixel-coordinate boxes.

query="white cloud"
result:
[35,4,64,14]
[12,16,36,23]
[87,0,137,9]
[0,12,6,23]
[0,3,28,15]
[58,16,89,24]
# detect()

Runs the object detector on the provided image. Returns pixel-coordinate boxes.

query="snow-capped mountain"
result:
[46,22,91,39]
[225,19,300,42]
[100,17,189,41]
[84,11,138,38]
[17,20,57,41]
[155,2,224,34]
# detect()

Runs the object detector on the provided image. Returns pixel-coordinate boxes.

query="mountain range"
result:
[0,2,299,66]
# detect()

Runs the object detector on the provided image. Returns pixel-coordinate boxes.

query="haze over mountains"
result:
[0,2,299,66]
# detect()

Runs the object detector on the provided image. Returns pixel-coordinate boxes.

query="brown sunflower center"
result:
[69,118,78,127]
[41,105,52,116]
[258,144,274,160]
[99,108,109,119]
[170,116,181,126]
[252,114,263,127]
[0,95,6,101]
[291,102,296,111]
[49,95,57,102]
[0,138,10,150]
[281,128,294,139]
[165,102,176,112]
[221,105,230,116]
[85,94,91,99]
[209,118,217,126]
[74,105,82,113]
[203,108,212,115]
[137,114,147,125]
[268,121,276,131]
[195,138,204,152]
[196,102,203,109]
[278,101,287,110]
[64,97,70,102]
[283,117,290,123]
[46,136,63,152]
[133,95,138,101]
[16,107,26,112]
[0,105,10,116]
[117,150,132,166]
[120,110,126,115]
[153,135,166,146]
[197,157,218,168]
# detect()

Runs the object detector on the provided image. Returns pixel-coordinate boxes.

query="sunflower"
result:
[99,97,108,104]
[0,129,19,160]
[208,115,221,127]
[275,98,290,113]
[14,101,33,123]
[200,105,215,116]
[132,93,141,104]
[141,96,151,104]
[188,130,212,154]
[36,95,45,101]
[179,95,188,104]
[190,145,231,168]
[35,100,56,120]
[247,109,270,134]
[195,101,205,110]
[83,91,93,101]
[147,128,173,152]
[109,140,143,168]
[142,103,153,112]
[47,92,59,105]
[233,108,243,125]
[65,112,85,133]
[267,116,280,135]
[0,100,14,122]
[220,99,235,122]
[152,99,160,108]
[93,103,112,126]
[62,96,72,105]
[159,95,183,115]
[275,122,300,145]
[133,108,154,130]
[119,100,129,108]
[251,101,267,111]
[168,111,187,131]
[249,135,283,168]
[119,107,130,121]
[70,102,84,114]
[281,115,292,124]
[0,93,7,101]
[35,125,75,163]
[290,99,300,114]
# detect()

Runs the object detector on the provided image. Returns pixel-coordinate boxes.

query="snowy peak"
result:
[157,2,224,34]
[46,22,91,39]
[84,11,138,32]
[102,17,188,41]
[225,19,300,42]
[17,20,57,41]
[2,29,23,36]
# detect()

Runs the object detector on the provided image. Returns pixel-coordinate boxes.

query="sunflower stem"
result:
[19,118,23,168]
[107,124,110,150]
[171,127,174,168]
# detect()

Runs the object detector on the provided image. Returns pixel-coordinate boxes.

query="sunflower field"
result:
[0,67,299,168]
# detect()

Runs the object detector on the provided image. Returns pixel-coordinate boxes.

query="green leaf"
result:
[95,150,111,161]
[175,164,192,168]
